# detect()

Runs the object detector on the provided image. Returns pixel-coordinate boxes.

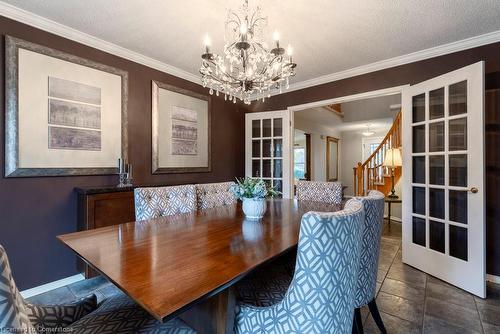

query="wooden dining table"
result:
[58,198,342,333]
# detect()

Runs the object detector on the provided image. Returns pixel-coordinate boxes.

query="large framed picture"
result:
[152,81,211,173]
[5,36,128,177]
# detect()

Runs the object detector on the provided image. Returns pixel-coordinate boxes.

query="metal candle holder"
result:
[117,158,133,187]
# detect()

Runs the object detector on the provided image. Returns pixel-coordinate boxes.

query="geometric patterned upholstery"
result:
[66,294,195,334]
[0,245,37,334]
[0,244,194,334]
[234,198,365,334]
[26,294,98,331]
[296,180,343,204]
[134,185,197,221]
[353,190,385,307]
[195,182,237,210]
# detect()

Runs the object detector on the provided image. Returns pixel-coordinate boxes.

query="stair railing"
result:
[353,111,401,196]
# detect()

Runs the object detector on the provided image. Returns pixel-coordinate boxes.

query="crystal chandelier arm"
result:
[202,59,243,83]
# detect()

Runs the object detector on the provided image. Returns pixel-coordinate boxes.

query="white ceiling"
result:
[295,94,400,133]
[2,0,500,92]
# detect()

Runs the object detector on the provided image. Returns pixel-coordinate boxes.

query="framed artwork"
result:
[5,35,128,177]
[152,80,211,173]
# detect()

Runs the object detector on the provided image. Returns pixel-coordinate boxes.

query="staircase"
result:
[353,111,402,196]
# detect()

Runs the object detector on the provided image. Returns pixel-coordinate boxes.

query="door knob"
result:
[470,187,478,193]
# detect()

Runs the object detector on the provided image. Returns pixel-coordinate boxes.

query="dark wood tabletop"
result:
[57,199,341,322]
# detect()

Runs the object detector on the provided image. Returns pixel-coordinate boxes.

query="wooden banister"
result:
[353,111,402,196]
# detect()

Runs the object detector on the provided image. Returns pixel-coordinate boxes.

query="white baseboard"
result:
[20,274,85,298]
[487,274,500,284]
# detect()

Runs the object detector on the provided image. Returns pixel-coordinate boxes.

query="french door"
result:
[402,62,485,297]
[245,110,291,199]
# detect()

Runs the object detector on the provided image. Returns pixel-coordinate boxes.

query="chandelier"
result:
[200,0,296,104]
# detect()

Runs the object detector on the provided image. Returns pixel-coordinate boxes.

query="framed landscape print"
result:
[152,81,211,173]
[5,36,128,177]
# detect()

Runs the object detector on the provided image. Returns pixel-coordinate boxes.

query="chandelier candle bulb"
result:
[273,30,280,45]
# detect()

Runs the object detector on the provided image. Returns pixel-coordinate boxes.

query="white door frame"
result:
[286,85,409,197]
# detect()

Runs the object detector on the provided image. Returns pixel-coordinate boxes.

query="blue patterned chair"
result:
[296,180,343,204]
[0,244,195,334]
[134,185,197,220]
[234,198,365,334]
[352,190,386,334]
[195,182,237,210]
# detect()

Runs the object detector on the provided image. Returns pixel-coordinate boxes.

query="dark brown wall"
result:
[0,16,246,290]
[247,42,500,112]
[249,43,500,276]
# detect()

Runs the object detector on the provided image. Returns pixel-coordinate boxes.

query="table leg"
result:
[179,287,236,334]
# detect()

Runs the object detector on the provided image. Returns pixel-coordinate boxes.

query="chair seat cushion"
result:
[26,294,98,331]
[67,294,195,334]
[236,254,294,307]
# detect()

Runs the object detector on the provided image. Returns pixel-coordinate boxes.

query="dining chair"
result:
[296,180,343,204]
[352,190,386,334]
[0,244,195,334]
[134,185,197,220]
[195,181,237,210]
[234,198,365,334]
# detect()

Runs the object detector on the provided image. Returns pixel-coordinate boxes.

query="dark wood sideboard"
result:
[76,186,136,278]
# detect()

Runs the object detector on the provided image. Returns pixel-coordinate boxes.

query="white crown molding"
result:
[254,29,500,100]
[20,274,84,298]
[2,2,500,102]
[0,1,200,84]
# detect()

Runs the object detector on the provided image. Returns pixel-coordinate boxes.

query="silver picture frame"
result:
[5,35,129,177]
[152,80,211,174]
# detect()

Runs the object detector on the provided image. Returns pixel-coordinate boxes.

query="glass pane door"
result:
[402,62,485,297]
[246,111,291,198]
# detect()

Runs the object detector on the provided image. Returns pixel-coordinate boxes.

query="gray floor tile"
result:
[377,269,387,283]
[380,236,402,246]
[425,296,482,332]
[379,248,398,260]
[476,282,500,308]
[380,242,400,254]
[482,321,500,334]
[423,314,482,334]
[26,286,76,305]
[387,264,427,289]
[381,278,425,303]
[376,291,424,324]
[364,311,421,334]
[378,257,393,272]
[477,302,500,326]
[426,281,476,310]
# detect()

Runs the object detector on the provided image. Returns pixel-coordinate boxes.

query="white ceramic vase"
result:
[242,198,266,219]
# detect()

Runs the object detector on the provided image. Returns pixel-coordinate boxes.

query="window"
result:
[294,147,306,179]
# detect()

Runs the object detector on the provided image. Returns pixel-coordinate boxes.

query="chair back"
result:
[0,245,36,333]
[354,190,385,307]
[134,185,196,220]
[196,182,237,210]
[296,180,343,204]
[285,199,364,332]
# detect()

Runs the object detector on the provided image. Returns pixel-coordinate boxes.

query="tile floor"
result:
[27,220,500,333]
[362,221,500,334]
